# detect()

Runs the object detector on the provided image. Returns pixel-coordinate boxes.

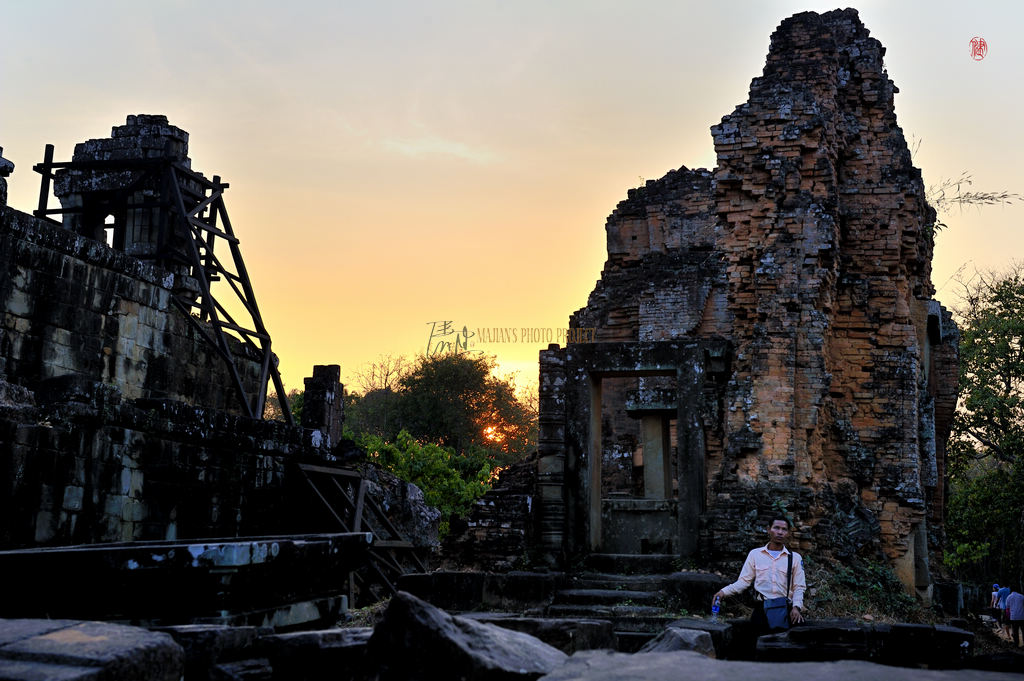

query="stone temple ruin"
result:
[31,115,287,419]
[517,7,957,599]
[0,116,435,632]
[0,9,993,681]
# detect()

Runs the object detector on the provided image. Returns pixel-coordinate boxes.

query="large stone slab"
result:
[637,627,715,657]
[261,627,373,680]
[461,615,615,653]
[755,619,973,667]
[662,618,731,656]
[396,571,564,612]
[539,650,1023,681]
[0,659,102,681]
[0,619,182,681]
[366,591,568,680]
[0,620,80,647]
[0,533,369,626]
[208,657,272,680]
[152,624,262,679]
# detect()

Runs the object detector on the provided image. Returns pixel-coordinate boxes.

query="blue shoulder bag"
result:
[763,551,793,632]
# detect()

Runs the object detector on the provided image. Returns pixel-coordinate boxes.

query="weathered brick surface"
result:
[0,380,436,554]
[569,174,723,499]
[443,453,538,570]
[538,9,958,590]
[0,205,263,413]
[0,147,13,207]
[301,364,344,448]
[52,114,196,259]
[0,382,315,547]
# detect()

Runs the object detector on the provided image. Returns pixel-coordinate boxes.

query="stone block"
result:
[539,649,1020,681]
[33,511,55,544]
[367,592,567,681]
[119,468,133,495]
[208,658,272,680]
[61,486,84,512]
[0,620,80,647]
[120,500,147,523]
[261,628,372,679]
[6,289,33,317]
[0,620,183,681]
[153,624,260,678]
[101,493,124,519]
[637,626,715,657]
[0,659,102,680]
[462,616,614,654]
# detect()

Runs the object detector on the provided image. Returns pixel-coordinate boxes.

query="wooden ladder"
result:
[297,463,427,606]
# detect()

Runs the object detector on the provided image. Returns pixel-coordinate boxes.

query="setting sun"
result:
[483,425,505,443]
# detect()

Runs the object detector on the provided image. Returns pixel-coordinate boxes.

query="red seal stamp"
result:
[970,36,988,60]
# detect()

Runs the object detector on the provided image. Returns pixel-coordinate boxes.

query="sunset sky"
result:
[3,1,1022,396]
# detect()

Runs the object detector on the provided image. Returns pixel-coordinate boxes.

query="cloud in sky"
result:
[381,135,499,164]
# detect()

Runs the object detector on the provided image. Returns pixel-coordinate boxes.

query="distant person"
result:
[712,515,806,634]
[1007,588,1024,647]
[998,584,1012,637]
[992,583,1003,626]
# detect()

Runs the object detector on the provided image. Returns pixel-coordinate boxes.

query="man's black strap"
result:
[786,550,793,603]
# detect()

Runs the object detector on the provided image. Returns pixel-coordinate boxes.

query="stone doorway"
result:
[595,374,680,554]
[536,340,726,565]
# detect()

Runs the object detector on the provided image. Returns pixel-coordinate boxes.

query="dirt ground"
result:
[969,615,1024,655]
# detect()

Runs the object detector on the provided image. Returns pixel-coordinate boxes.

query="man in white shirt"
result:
[712,515,807,631]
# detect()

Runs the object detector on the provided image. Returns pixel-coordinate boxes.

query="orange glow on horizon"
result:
[2,2,1021,397]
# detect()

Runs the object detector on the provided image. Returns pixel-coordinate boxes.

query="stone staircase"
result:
[580,553,680,575]
[546,554,702,651]
[396,567,986,665]
[397,558,729,652]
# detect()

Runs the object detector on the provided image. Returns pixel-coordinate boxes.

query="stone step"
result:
[607,614,687,635]
[552,588,663,606]
[546,603,669,620]
[614,630,657,653]
[209,658,273,680]
[583,553,679,574]
[0,619,184,681]
[461,614,616,653]
[570,572,669,591]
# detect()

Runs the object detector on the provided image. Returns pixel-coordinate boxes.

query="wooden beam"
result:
[298,468,351,531]
[298,464,362,478]
[353,480,367,533]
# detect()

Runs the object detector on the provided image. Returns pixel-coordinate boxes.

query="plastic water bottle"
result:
[711,596,721,622]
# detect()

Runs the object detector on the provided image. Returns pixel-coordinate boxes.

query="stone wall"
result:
[0,147,13,207]
[568,169,724,508]
[537,9,958,594]
[0,371,438,552]
[703,9,957,588]
[52,115,194,257]
[0,377,319,547]
[0,205,264,413]
[442,453,538,571]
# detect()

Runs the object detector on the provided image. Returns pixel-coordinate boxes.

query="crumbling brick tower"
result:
[537,9,957,598]
[51,115,195,261]
[19,115,290,420]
